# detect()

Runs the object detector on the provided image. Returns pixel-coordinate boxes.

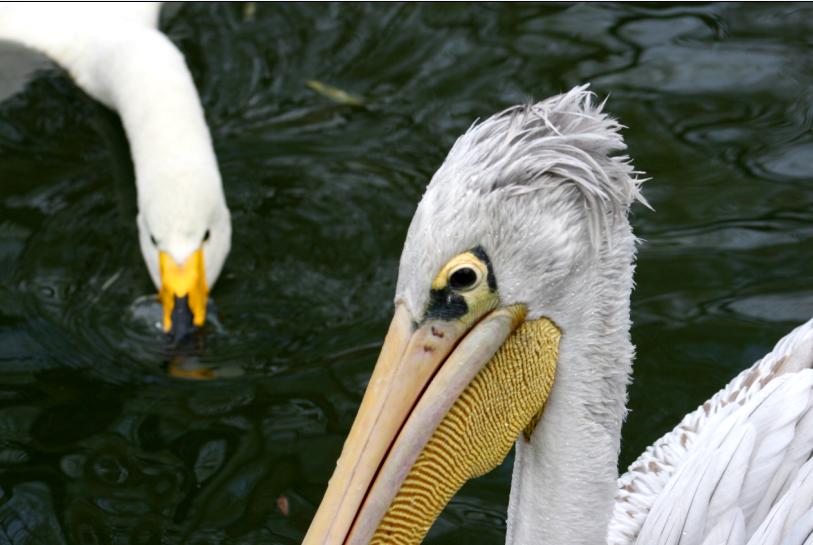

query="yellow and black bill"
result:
[158,248,208,340]
[303,249,562,545]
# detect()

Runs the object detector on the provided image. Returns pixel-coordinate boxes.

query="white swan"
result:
[0,2,231,337]
[302,86,813,545]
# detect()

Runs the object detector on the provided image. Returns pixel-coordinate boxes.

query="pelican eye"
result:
[203,229,211,243]
[449,266,479,291]
[150,234,158,246]
[425,248,497,322]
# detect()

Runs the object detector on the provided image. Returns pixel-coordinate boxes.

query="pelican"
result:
[0,2,231,338]
[303,86,813,545]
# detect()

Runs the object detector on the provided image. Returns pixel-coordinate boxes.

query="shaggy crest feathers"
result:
[433,84,649,248]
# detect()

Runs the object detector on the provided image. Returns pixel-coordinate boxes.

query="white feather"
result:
[610,318,813,545]
[780,508,813,545]
[752,405,813,527]
[634,372,813,545]
[701,509,746,545]
[746,458,813,545]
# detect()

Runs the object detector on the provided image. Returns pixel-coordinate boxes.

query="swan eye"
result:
[449,266,479,291]
[203,229,211,243]
[150,234,158,246]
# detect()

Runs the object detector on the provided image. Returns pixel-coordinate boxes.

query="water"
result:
[0,3,812,544]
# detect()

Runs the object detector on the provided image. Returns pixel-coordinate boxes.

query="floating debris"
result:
[243,2,255,22]
[277,494,290,517]
[306,80,365,107]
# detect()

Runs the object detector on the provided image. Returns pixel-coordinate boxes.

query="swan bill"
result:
[158,249,208,337]
[303,304,560,545]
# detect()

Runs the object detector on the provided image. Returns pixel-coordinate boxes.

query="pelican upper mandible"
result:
[0,2,231,338]
[303,86,813,545]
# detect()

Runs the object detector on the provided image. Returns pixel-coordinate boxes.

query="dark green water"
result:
[1,2,812,543]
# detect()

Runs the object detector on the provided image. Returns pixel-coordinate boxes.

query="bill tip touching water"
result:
[303,85,813,545]
[0,2,231,340]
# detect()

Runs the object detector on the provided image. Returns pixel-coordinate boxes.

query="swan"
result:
[302,86,813,545]
[0,2,231,338]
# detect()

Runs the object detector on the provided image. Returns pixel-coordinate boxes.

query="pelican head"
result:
[304,86,647,544]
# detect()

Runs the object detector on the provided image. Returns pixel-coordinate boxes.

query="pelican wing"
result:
[609,318,813,545]
[700,509,745,545]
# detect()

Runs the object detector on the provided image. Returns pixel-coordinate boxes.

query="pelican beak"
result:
[304,303,560,545]
[158,249,208,339]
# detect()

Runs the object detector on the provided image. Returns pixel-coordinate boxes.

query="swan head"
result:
[136,176,231,340]
[303,86,646,545]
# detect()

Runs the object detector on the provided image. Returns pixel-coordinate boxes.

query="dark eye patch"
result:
[424,288,468,321]
[449,267,477,291]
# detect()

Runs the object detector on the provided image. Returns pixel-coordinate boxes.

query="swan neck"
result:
[0,9,224,208]
[90,31,223,207]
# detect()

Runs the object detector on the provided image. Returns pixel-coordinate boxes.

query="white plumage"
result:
[611,318,813,545]
[0,2,231,315]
